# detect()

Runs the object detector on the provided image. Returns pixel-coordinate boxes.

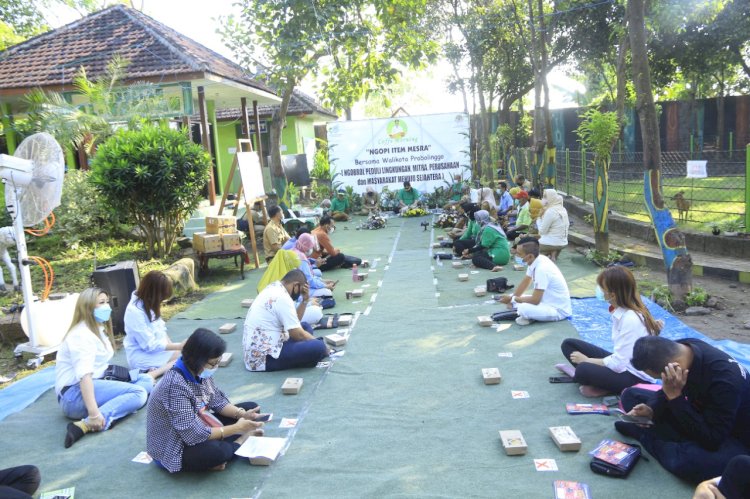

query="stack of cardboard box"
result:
[193,215,243,253]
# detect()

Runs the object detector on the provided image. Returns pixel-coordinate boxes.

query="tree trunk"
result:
[270,81,295,205]
[628,0,692,299]
[716,87,725,150]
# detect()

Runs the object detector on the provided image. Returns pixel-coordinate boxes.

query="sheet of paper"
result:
[534,459,558,471]
[235,436,287,459]
[496,324,512,332]
[316,361,331,368]
[497,352,513,358]
[279,418,298,429]
[511,390,530,399]
[132,451,153,464]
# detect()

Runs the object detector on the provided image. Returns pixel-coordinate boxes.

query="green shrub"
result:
[685,287,709,307]
[90,124,211,258]
[54,169,121,247]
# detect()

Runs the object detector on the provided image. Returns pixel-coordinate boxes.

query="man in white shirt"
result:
[499,239,571,325]
[243,270,328,372]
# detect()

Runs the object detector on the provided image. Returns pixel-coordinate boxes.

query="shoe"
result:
[515,316,533,326]
[555,363,576,378]
[579,385,610,398]
[614,420,645,441]
[64,422,85,448]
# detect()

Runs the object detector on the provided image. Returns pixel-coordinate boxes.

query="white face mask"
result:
[329,226,335,234]
[306,248,313,257]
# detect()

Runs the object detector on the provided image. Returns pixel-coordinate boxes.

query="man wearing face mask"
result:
[311,215,362,271]
[243,269,328,372]
[498,238,571,326]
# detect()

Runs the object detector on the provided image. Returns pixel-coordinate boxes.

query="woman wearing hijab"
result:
[461,210,510,271]
[537,189,569,262]
[293,234,336,299]
[359,186,380,215]
[478,187,497,214]
[453,202,479,257]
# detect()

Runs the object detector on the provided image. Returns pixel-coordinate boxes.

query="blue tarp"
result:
[0,365,56,422]
[571,297,750,371]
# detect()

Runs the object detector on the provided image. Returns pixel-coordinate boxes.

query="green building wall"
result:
[213,115,313,195]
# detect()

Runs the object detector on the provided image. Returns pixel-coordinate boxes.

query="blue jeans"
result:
[265,338,327,371]
[59,374,153,429]
[621,387,750,482]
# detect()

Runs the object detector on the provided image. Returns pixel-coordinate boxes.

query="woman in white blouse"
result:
[537,189,569,262]
[55,288,154,448]
[124,271,184,378]
[558,266,662,397]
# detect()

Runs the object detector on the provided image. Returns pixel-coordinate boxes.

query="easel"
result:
[218,139,267,269]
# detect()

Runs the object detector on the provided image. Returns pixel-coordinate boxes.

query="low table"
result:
[196,247,248,279]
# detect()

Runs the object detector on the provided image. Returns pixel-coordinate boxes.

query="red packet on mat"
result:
[566,403,609,415]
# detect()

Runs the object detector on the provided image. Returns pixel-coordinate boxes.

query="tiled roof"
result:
[0,4,274,95]
[205,89,338,120]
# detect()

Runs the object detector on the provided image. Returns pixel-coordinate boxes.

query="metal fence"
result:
[510,147,749,228]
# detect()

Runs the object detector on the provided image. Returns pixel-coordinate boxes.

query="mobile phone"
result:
[602,395,620,407]
[619,414,654,426]
[255,413,273,422]
[549,375,575,384]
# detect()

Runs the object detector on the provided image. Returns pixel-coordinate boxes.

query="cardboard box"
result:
[499,430,527,455]
[205,215,237,235]
[477,316,493,327]
[354,273,368,281]
[482,368,502,384]
[549,426,581,452]
[351,289,364,298]
[437,235,445,241]
[458,273,469,281]
[474,286,487,297]
[338,315,352,326]
[282,377,303,395]
[221,232,243,251]
[219,352,233,367]
[452,261,464,269]
[325,333,347,347]
[241,298,254,308]
[513,264,526,271]
[193,232,223,253]
[218,323,236,334]
[360,260,370,268]
[432,243,442,248]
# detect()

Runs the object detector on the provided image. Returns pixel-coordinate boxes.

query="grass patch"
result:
[562,176,745,232]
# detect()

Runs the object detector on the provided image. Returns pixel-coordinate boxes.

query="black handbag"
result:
[486,277,514,293]
[589,440,642,478]
[491,310,519,321]
[102,364,132,382]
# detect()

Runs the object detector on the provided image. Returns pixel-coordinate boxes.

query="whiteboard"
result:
[237,151,266,201]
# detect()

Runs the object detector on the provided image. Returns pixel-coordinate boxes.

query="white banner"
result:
[686,160,707,178]
[326,112,470,194]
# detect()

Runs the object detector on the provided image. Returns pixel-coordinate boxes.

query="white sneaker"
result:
[515,316,533,326]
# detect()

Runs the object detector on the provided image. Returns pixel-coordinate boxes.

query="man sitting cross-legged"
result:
[617,336,750,483]
[497,238,571,326]
[243,269,329,372]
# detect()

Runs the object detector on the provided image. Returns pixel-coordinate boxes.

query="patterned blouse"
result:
[243,281,300,371]
[146,359,231,472]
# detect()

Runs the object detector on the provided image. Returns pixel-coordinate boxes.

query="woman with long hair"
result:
[124,271,184,379]
[55,288,154,448]
[558,266,662,397]
[147,328,265,472]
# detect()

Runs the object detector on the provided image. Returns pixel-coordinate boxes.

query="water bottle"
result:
[352,263,359,281]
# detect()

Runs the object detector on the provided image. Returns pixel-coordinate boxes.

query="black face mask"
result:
[290,284,301,301]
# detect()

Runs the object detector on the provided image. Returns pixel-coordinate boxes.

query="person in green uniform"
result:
[453,202,479,256]
[443,174,466,209]
[330,189,350,221]
[397,181,420,215]
[462,210,510,271]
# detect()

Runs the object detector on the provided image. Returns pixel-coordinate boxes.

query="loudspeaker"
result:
[91,261,140,335]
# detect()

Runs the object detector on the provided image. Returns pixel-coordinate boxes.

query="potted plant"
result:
[721,219,744,237]
[709,222,721,236]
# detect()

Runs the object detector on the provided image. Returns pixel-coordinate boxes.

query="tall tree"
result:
[221,0,438,199]
[628,0,692,299]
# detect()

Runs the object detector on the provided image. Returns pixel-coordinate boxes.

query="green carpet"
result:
[0,215,695,498]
